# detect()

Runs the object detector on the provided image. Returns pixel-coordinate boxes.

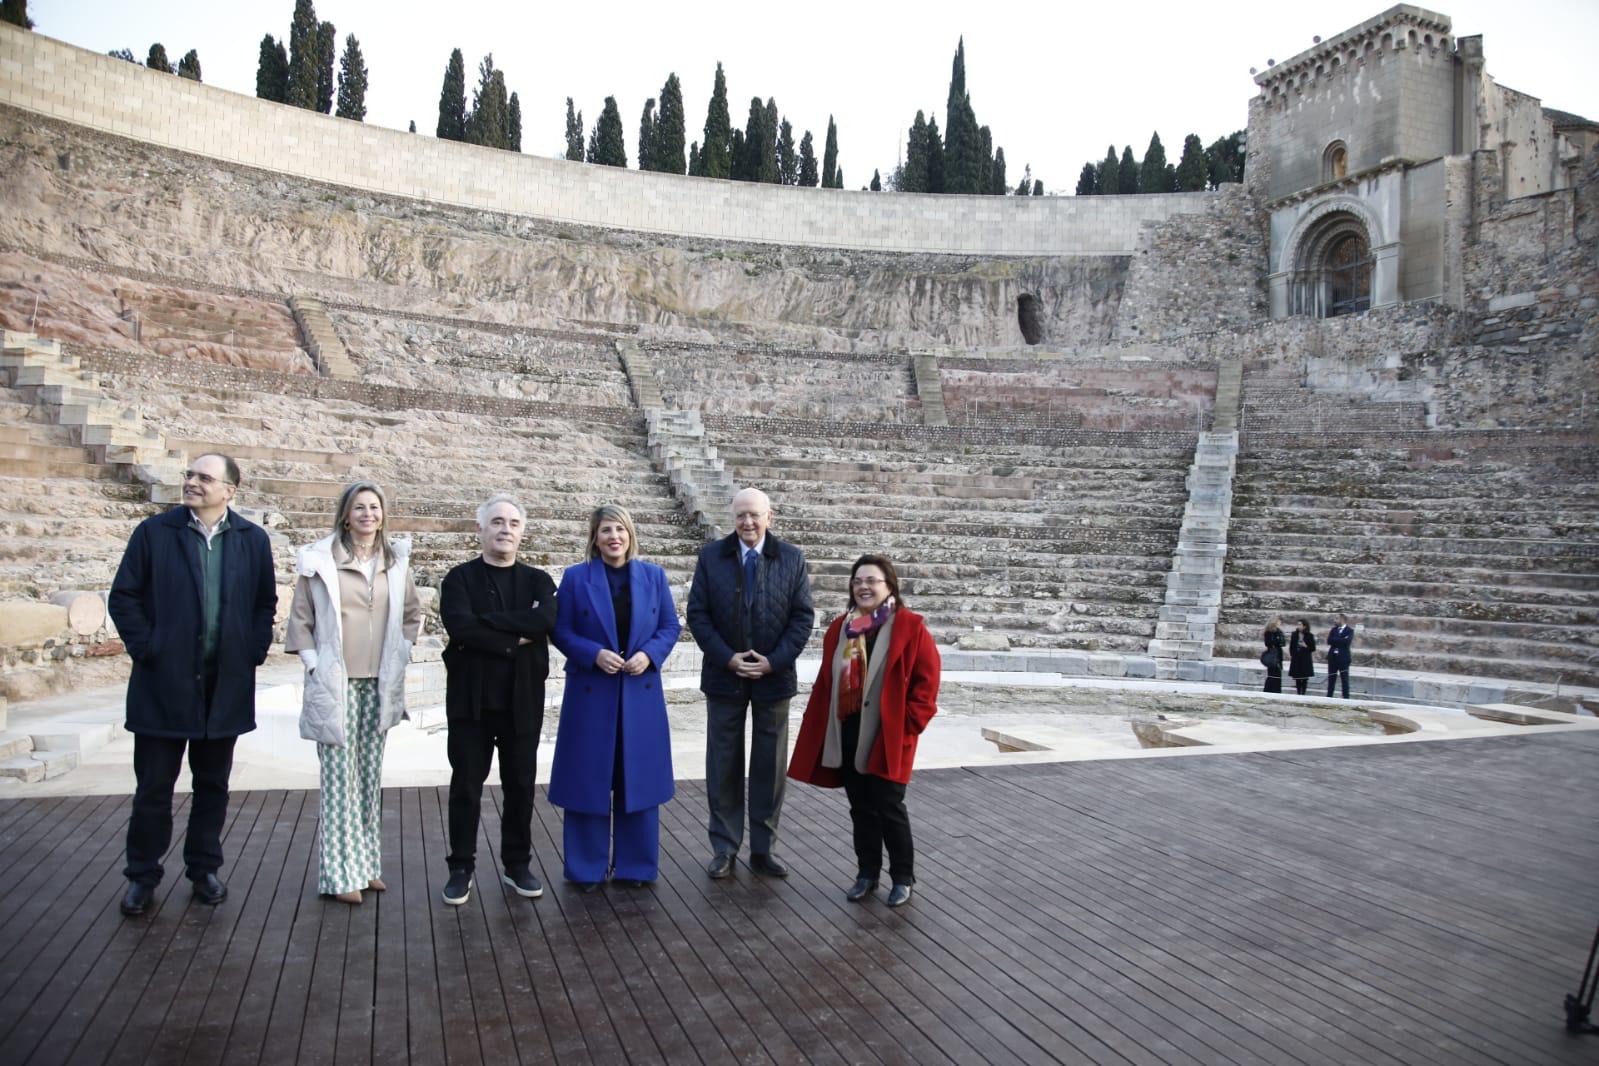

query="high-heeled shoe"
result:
[368,878,387,892]
[332,890,363,904]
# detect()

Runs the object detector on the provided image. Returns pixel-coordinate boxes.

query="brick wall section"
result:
[0,25,1212,256]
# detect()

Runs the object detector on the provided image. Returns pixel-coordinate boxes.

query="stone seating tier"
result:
[647,347,921,424]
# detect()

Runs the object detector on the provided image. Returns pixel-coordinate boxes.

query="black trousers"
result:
[446,706,540,873]
[1293,677,1310,695]
[1327,667,1350,699]
[840,714,915,885]
[705,694,790,857]
[124,733,238,886]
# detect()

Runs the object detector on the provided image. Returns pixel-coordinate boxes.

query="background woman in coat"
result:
[1261,616,1287,693]
[285,481,422,903]
[1288,619,1317,695]
[549,505,682,889]
[788,555,940,908]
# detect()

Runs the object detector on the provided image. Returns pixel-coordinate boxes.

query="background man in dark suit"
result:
[109,452,277,917]
[1326,614,1356,698]
[439,493,557,906]
[687,487,815,879]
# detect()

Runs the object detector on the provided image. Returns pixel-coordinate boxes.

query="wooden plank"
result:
[394,787,445,1065]
[417,784,486,1065]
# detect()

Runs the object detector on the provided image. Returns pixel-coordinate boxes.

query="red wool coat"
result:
[787,607,941,788]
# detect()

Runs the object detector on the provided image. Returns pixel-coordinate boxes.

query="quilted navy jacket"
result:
[686,532,815,701]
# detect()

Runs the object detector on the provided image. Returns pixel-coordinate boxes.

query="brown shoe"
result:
[367,878,387,892]
[332,890,363,904]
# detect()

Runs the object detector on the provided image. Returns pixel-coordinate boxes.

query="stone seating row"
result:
[646,345,923,424]
[1216,434,1599,686]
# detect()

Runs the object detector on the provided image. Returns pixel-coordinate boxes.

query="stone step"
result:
[1210,641,1599,689]
[1223,573,1599,604]
[1215,612,1599,643]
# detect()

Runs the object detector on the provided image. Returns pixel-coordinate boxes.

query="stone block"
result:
[0,756,45,783]
[1487,291,1538,312]
[0,731,31,759]
[1372,675,1416,700]
[1210,661,1243,685]
[1466,682,1507,705]
[30,721,115,754]
[1123,656,1157,678]
[1413,679,1470,706]
[33,749,80,779]
[1085,652,1126,677]
[1175,659,1210,681]
[48,591,106,635]
[0,602,70,647]
[958,631,1010,651]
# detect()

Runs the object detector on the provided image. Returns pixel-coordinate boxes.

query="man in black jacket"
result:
[109,453,277,917]
[687,487,814,879]
[439,494,557,906]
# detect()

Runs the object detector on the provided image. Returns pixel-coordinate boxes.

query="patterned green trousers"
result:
[317,677,386,895]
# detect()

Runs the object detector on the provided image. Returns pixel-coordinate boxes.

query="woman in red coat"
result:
[788,554,940,908]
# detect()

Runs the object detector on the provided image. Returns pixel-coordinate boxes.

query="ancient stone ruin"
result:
[0,5,1594,779]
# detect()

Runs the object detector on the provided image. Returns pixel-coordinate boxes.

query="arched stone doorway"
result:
[1290,210,1375,318]
[1017,293,1044,345]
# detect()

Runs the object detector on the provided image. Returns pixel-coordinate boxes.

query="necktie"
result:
[743,549,758,607]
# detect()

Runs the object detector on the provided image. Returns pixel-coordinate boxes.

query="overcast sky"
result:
[28,0,1599,192]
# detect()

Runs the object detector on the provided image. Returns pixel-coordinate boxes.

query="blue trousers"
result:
[563,805,660,883]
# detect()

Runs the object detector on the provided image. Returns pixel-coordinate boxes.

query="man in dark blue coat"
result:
[108,453,277,916]
[686,487,814,879]
[1326,614,1356,699]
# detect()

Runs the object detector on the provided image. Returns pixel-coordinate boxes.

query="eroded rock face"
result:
[0,110,1129,350]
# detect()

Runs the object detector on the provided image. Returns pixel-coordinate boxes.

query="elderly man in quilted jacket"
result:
[687,487,814,879]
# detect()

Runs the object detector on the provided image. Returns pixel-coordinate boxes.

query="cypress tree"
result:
[564,98,584,161]
[146,44,173,73]
[177,49,201,82]
[903,111,929,193]
[870,169,881,192]
[466,56,508,149]
[637,97,657,171]
[1205,130,1245,188]
[593,95,627,167]
[977,125,993,195]
[1032,180,1043,196]
[1118,146,1139,194]
[335,35,367,121]
[761,99,780,184]
[1138,132,1168,193]
[777,118,797,185]
[507,92,522,151]
[735,97,761,181]
[701,62,731,179]
[436,49,466,140]
[408,120,416,133]
[797,130,818,187]
[286,0,319,110]
[586,125,598,163]
[256,35,288,102]
[821,116,838,190]
[990,147,1007,196]
[728,128,747,180]
[1,0,33,29]
[1075,162,1097,195]
[835,166,844,189]
[688,141,701,176]
[656,74,686,174]
[925,115,944,194]
[1095,145,1116,196]
[109,48,137,63]
[1015,164,1032,196]
[315,22,336,113]
[1175,133,1207,191]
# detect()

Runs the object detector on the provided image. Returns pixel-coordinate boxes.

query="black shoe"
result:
[572,880,602,894]
[500,866,544,899]
[750,853,789,878]
[845,877,878,902]
[190,873,227,905]
[441,869,472,906]
[617,878,654,889]
[120,880,154,916]
[706,853,734,879]
[886,883,914,908]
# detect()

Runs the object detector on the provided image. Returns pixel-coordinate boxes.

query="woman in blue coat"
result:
[549,504,682,889]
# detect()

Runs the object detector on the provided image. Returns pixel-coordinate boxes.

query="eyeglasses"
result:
[182,470,234,487]
[850,578,886,587]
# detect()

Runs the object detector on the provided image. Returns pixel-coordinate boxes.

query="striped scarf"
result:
[837,596,896,719]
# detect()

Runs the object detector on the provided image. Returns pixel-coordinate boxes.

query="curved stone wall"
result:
[0,24,1212,256]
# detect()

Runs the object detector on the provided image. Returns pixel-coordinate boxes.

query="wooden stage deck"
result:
[1,731,1596,1065]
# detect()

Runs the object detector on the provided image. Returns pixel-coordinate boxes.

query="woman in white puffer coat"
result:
[285,481,422,903]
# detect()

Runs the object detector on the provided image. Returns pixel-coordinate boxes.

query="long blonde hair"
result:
[333,480,397,568]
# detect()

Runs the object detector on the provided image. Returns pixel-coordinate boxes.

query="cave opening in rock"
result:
[1017,293,1044,345]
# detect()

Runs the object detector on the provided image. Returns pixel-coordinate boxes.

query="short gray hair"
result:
[476,493,526,527]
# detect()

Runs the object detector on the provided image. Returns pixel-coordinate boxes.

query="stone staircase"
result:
[1,332,185,495]
[1147,430,1239,669]
[911,351,949,426]
[644,408,736,539]
[1241,364,1428,434]
[289,295,360,380]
